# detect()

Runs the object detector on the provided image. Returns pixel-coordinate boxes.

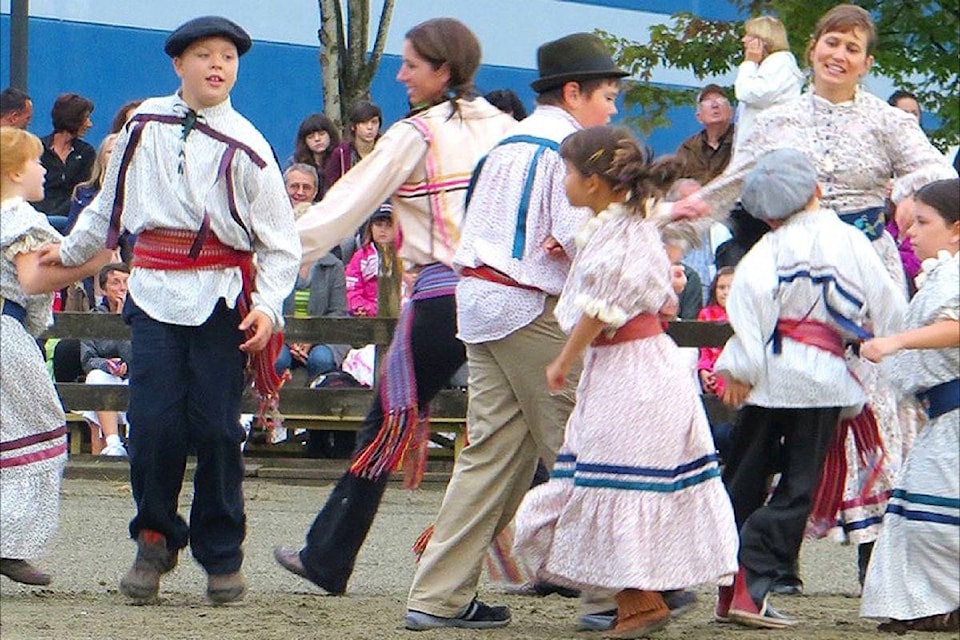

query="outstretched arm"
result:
[861,320,960,363]
[15,248,114,295]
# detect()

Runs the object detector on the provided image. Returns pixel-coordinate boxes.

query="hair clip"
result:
[587,149,605,163]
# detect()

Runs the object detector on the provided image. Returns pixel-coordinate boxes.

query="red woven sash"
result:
[592,314,663,347]
[775,318,845,357]
[774,317,888,539]
[461,265,542,292]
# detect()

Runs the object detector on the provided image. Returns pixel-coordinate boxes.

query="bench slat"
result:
[56,383,468,416]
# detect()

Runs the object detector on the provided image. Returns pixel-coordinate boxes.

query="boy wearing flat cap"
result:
[712,148,904,628]
[404,33,628,631]
[41,16,299,604]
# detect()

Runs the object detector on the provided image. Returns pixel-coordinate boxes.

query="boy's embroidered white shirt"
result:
[715,208,907,408]
[60,93,300,328]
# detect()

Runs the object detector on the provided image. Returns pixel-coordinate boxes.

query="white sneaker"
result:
[100,442,128,457]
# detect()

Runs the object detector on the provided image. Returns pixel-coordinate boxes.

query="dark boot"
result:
[771,560,803,595]
[207,570,246,604]
[119,529,178,603]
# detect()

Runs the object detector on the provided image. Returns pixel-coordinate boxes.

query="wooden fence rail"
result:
[45,312,735,454]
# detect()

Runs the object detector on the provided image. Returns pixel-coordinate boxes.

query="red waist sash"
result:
[774,317,845,357]
[461,265,542,292]
[592,313,663,347]
[133,228,251,272]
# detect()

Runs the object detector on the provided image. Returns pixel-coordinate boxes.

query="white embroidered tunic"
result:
[59,93,300,329]
[701,89,957,216]
[715,208,906,408]
[455,106,590,344]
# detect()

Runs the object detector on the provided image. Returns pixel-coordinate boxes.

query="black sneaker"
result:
[405,598,511,630]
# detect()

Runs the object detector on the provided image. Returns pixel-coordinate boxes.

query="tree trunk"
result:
[318,0,343,128]
[316,1,397,131]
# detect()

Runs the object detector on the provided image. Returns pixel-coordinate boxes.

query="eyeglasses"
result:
[699,97,730,108]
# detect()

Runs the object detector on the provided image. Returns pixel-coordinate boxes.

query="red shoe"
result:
[728,566,798,629]
[715,585,733,622]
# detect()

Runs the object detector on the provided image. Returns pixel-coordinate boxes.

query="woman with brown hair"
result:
[37,93,96,227]
[273,17,515,599]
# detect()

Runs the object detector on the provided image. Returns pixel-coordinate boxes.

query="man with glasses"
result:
[675,84,735,184]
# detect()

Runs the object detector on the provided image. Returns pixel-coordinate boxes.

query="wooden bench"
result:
[44,312,734,456]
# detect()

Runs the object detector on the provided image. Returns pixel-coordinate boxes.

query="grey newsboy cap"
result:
[531,33,629,93]
[742,148,818,220]
[165,16,252,58]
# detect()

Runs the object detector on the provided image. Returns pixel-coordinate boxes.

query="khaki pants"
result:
[407,298,578,616]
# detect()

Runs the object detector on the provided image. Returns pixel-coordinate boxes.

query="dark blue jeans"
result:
[123,297,247,575]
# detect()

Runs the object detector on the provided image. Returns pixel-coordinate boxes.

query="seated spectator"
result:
[285,162,320,208]
[675,84,735,185]
[275,184,351,387]
[325,101,382,188]
[696,266,735,460]
[286,162,358,263]
[109,99,144,134]
[661,225,703,320]
[0,86,33,128]
[345,203,395,317]
[65,133,119,233]
[78,263,131,456]
[291,113,340,200]
[37,93,96,230]
[276,252,352,458]
[887,89,921,125]
[484,89,528,121]
[665,177,731,303]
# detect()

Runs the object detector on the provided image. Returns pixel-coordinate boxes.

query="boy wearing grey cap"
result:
[40,16,300,604]
[711,148,905,628]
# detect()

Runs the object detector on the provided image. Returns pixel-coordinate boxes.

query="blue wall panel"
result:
[2,14,707,161]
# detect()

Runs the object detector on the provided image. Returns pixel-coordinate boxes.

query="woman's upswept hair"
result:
[914,178,959,225]
[559,125,682,213]
[0,126,42,177]
[405,18,481,113]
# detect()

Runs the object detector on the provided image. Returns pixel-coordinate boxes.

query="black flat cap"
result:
[164,16,252,58]
[531,33,628,93]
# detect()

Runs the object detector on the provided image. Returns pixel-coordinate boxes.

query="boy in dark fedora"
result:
[41,15,300,604]
[404,32,628,630]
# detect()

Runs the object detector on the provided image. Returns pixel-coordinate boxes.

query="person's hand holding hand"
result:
[722,378,752,407]
[861,336,899,363]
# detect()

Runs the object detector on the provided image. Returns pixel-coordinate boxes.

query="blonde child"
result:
[513,125,738,638]
[732,16,803,155]
[860,178,959,633]
[0,126,111,585]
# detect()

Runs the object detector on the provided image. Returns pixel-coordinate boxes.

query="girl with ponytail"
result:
[514,125,739,638]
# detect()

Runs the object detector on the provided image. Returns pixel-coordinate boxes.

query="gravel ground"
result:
[0,478,947,639]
